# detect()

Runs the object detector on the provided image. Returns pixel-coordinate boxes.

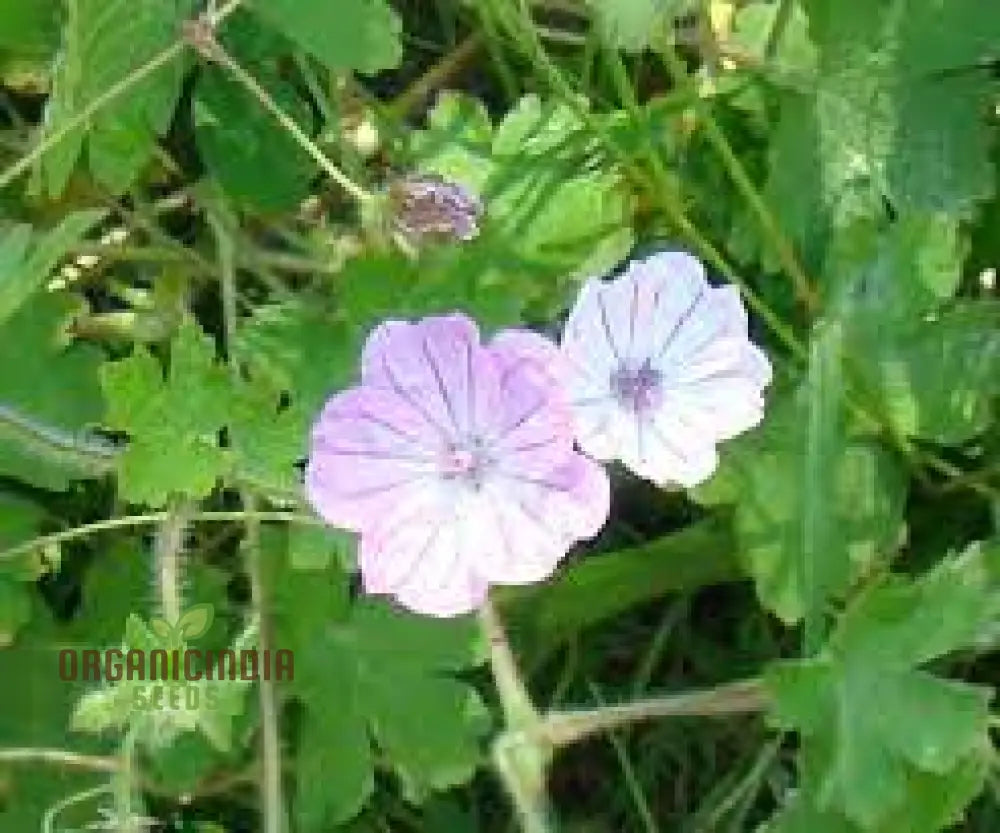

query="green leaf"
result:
[700,337,907,625]
[0,492,49,582]
[767,756,990,833]
[0,574,31,646]
[0,599,115,832]
[100,316,230,507]
[729,1,817,89]
[0,0,61,57]
[71,614,253,751]
[0,210,105,326]
[236,298,356,417]
[194,68,314,211]
[270,540,489,827]
[248,0,402,74]
[36,0,193,196]
[500,514,740,659]
[409,91,493,192]
[848,302,1000,445]
[0,293,109,490]
[766,540,999,828]
[227,374,307,501]
[411,94,635,312]
[287,525,355,571]
[765,0,1000,264]
[193,13,315,212]
[232,298,356,498]
[491,94,587,158]
[825,214,965,318]
[587,0,698,53]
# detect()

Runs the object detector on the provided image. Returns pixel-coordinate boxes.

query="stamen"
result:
[610,359,664,413]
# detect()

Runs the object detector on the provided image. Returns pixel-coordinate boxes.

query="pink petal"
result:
[484,334,577,476]
[360,314,489,437]
[359,506,488,617]
[305,387,439,531]
[492,451,610,552]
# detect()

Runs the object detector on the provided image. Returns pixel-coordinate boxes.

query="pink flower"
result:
[305,314,610,617]
[559,251,772,487]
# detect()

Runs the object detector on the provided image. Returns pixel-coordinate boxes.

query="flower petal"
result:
[632,412,720,487]
[360,313,488,437]
[562,278,624,379]
[359,505,488,617]
[305,386,439,531]
[486,331,576,475]
[477,453,610,584]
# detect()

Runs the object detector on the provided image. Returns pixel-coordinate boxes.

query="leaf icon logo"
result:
[148,603,215,646]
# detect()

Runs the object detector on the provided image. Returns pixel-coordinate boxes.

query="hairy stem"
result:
[154,499,191,623]
[0,510,324,563]
[0,403,119,474]
[480,599,555,833]
[243,493,285,833]
[212,208,286,833]
[481,598,541,730]
[192,37,371,207]
[0,747,121,773]
[538,678,767,749]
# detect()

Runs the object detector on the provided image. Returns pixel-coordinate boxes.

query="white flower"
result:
[559,251,772,487]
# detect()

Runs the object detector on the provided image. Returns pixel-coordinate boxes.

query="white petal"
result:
[631,251,711,360]
[635,411,719,487]
[359,500,488,617]
[572,398,627,461]
[477,453,610,584]
[562,278,623,378]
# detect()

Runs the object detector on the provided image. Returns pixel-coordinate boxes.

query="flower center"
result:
[610,360,663,413]
[438,437,492,489]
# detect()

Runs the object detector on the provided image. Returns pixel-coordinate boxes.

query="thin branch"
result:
[42,784,112,833]
[0,510,324,562]
[538,678,768,749]
[389,34,482,118]
[154,499,191,623]
[212,207,286,833]
[243,492,286,833]
[0,747,121,773]
[480,598,541,731]
[189,34,371,207]
[659,45,819,313]
[0,0,243,193]
[0,403,119,474]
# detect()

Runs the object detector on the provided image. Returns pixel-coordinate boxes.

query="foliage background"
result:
[0,1,998,831]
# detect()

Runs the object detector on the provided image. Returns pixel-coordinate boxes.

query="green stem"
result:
[154,499,191,624]
[0,747,120,772]
[538,678,767,749]
[0,510,324,562]
[480,599,555,833]
[0,403,118,474]
[481,598,541,731]
[658,44,818,313]
[194,37,371,207]
[212,207,286,833]
[42,784,112,833]
[112,728,144,833]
